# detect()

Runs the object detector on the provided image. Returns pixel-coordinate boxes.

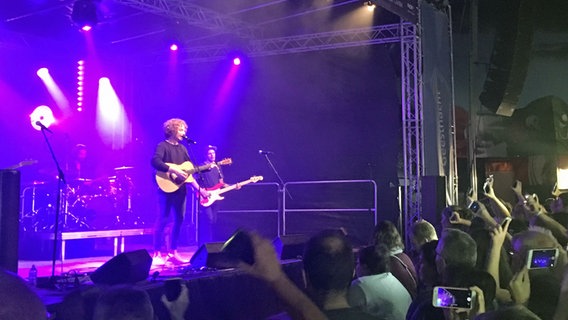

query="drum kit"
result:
[20,166,144,232]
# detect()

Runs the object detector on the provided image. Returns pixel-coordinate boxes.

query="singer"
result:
[150,118,209,265]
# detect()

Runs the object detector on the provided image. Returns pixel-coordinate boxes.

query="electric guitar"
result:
[200,175,263,207]
[155,158,232,193]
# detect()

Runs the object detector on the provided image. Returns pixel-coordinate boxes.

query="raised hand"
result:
[484,175,497,198]
[509,267,531,305]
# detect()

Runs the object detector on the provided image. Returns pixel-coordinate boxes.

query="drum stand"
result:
[62,187,90,230]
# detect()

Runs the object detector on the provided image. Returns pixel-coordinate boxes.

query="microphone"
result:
[35,121,53,134]
[258,150,274,155]
[182,135,197,144]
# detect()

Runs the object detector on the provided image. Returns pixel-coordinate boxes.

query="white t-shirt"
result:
[348,272,412,320]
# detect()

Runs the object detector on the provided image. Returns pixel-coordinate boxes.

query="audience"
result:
[410,220,438,253]
[349,244,412,320]
[93,285,154,320]
[304,229,381,319]
[0,269,46,320]
[372,221,418,299]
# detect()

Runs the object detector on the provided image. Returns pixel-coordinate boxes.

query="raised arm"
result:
[239,232,327,320]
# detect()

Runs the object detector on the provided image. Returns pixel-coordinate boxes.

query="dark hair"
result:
[358,244,390,275]
[303,229,354,293]
[419,240,438,270]
[93,285,153,320]
[372,220,404,251]
[474,305,541,320]
[443,266,497,310]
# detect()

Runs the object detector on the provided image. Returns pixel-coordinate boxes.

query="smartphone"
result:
[164,278,183,301]
[222,230,255,265]
[526,248,559,269]
[432,286,475,309]
[468,201,480,213]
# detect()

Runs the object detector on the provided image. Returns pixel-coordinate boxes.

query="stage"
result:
[18,246,304,320]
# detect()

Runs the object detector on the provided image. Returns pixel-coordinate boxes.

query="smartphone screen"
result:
[526,248,559,269]
[432,287,474,309]
[468,201,480,213]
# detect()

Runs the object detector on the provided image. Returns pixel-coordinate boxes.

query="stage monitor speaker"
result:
[273,234,308,260]
[0,170,20,273]
[189,242,234,269]
[90,249,152,285]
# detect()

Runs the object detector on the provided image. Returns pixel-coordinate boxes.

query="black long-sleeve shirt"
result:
[151,141,190,172]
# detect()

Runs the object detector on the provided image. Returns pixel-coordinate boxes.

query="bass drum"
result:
[72,195,118,230]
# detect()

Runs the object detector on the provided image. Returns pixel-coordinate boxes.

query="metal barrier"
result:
[282,180,377,236]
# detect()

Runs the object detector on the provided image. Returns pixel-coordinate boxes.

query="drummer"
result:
[66,144,95,180]
[65,144,101,194]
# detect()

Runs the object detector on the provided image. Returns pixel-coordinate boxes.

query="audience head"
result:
[371,220,404,252]
[511,228,561,272]
[93,285,154,320]
[418,240,439,287]
[474,305,541,320]
[442,266,496,311]
[57,286,101,320]
[436,229,477,274]
[303,229,354,306]
[410,219,438,250]
[355,244,390,277]
[0,269,46,320]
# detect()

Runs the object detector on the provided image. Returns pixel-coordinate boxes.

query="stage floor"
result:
[17,244,199,279]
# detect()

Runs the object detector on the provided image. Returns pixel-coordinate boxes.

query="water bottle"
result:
[28,264,38,287]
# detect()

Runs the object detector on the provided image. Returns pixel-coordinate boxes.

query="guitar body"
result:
[155,159,232,193]
[155,162,197,193]
[200,187,225,207]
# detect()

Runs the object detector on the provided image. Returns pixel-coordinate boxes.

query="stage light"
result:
[36,67,49,78]
[233,57,241,66]
[71,0,98,30]
[30,105,55,131]
[170,43,178,51]
[365,0,376,11]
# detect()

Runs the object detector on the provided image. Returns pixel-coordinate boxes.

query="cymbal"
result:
[114,166,134,171]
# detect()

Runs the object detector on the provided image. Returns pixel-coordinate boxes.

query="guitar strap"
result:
[391,253,418,291]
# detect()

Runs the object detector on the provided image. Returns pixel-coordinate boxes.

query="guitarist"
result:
[151,118,209,264]
[195,145,240,245]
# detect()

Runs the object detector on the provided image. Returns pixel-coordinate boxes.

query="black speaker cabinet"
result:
[189,242,236,269]
[0,170,20,273]
[273,234,308,260]
[90,249,152,285]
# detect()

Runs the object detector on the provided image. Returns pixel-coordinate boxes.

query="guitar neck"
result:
[217,179,255,195]
[187,163,212,174]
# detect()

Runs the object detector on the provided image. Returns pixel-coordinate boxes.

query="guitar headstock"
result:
[217,158,232,165]
[250,176,263,183]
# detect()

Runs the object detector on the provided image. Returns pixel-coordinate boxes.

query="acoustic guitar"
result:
[156,158,232,193]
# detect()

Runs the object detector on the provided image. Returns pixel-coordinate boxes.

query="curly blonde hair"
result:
[163,118,187,139]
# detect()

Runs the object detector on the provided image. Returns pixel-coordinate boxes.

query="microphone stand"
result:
[261,153,292,236]
[186,143,203,245]
[38,126,66,279]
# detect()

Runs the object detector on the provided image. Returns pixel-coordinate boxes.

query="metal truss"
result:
[114,0,259,39]
[401,22,424,245]
[177,23,403,63]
